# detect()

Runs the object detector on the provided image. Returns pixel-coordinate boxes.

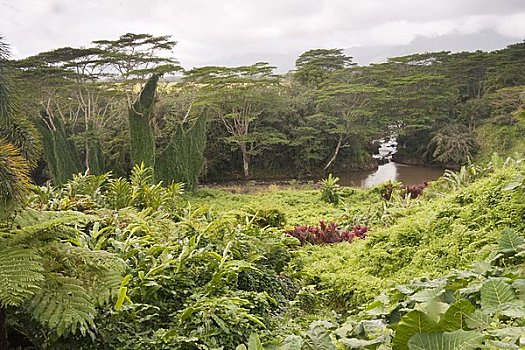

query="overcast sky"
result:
[1,0,524,71]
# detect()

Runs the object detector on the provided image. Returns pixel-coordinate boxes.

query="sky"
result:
[1,0,524,72]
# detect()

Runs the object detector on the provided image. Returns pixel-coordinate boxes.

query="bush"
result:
[285,220,367,245]
[320,174,341,204]
[242,208,287,228]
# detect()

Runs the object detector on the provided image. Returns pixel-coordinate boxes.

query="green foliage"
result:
[0,139,31,217]
[427,124,478,165]
[0,247,43,306]
[0,207,124,346]
[27,274,96,337]
[0,117,42,168]
[292,159,525,311]
[407,330,484,350]
[36,114,83,184]
[129,74,158,170]
[320,174,341,204]
[0,36,13,123]
[294,49,355,87]
[155,113,206,190]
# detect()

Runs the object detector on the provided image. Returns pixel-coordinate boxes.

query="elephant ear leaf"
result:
[480,278,517,314]
[498,228,524,254]
[439,299,475,331]
[303,321,337,350]
[407,330,484,350]
[392,310,439,350]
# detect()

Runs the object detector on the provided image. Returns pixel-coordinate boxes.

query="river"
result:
[336,137,445,188]
[336,162,445,188]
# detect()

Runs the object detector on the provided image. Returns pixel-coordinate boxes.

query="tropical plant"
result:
[320,173,341,204]
[286,220,367,245]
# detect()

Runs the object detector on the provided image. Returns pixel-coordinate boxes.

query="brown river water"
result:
[337,162,445,188]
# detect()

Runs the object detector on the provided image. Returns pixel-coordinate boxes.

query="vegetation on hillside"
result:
[1,33,525,349]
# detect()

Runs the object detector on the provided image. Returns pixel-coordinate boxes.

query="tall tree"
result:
[294,48,355,88]
[128,74,159,169]
[314,68,385,170]
[185,63,286,178]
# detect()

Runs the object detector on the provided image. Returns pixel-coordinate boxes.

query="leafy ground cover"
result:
[184,185,381,227]
[2,156,525,349]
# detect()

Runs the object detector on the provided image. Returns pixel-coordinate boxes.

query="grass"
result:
[185,184,383,227]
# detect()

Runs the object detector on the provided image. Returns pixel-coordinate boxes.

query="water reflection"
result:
[337,162,444,188]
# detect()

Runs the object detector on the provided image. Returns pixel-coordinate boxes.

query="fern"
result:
[28,273,96,337]
[0,247,44,306]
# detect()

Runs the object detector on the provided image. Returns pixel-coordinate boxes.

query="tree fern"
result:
[0,139,31,218]
[0,117,42,168]
[27,273,96,336]
[0,247,43,306]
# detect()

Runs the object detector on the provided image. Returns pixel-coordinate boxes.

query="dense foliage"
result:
[2,32,525,349]
[3,33,524,183]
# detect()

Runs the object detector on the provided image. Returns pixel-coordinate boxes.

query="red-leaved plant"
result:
[285,220,368,245]
[405,181,428,198]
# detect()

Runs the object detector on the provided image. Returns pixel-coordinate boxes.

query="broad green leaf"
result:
[392,310,439,350]
[279,335,303,350]
[410,287,445,303]
[303,321,337,350]
[248,333,264,350]
[484,339,520,350]
[340,337,385,348]
[480,278,517,313]
[439,299,475,331]
[407,330,483,350]
[464,310,491,330]
[498,228,524,254]
[512,279,525,300]
[500,303,525,318]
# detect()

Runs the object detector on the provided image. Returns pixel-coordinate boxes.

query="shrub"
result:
[285,220,368,245]
[404,181,428,198]
[320,174,341,204]
[242,208,287,228]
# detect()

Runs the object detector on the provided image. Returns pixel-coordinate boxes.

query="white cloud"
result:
[0,0,524,71]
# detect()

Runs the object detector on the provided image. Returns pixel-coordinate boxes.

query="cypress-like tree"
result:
[36,114,82,184]
[155,113,207,190]
[129,74,159,170]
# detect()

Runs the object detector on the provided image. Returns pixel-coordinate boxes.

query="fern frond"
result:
[0,247,44,306]
[91,267,125,305]
[28,273,96,337]
[0,139,31,216]
[6,209,93,245]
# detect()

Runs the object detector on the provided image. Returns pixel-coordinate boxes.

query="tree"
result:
[14,47,118,181]
[93,33,181,108]
[13,33,182,182]
[185,63,287,178]
[427,124,477,165]
[314,68,385,170]
[294,48,355,88]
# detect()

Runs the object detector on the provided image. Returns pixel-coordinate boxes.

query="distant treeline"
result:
[6,34,525,185]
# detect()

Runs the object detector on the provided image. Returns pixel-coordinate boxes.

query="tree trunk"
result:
[240,143,250,178]
[0,307,8,349]
[84,142,91,175]
[324,136,343,170]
